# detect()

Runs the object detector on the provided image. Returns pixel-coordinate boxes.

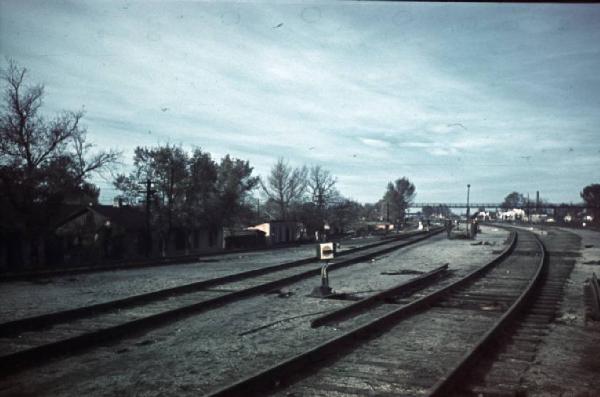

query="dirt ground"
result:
[522,227,600,396]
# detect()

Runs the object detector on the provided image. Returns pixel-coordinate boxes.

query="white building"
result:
[247,221,305,244]
[497,208,526,221]
[476,211,492,221]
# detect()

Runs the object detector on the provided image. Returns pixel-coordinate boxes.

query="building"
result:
[55,204,148,265]
[476,211,496,221]
[247,221,305,245]
[55,204,224,265]
[497,208,526,221]
[224,229,266,249]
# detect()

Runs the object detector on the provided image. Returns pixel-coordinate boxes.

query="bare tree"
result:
[1,60,118,175]
[260,158,307,220]
[307,165,338,212]
[0,59,119,267]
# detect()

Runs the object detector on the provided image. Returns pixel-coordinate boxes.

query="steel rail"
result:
[589,273,600,320]
[203,231,518,397]
[310,263,449,328]
[427,231,546,396]
[0,228,435,337]
[0,244,302,282]
[0,230,407,282]
[0,229,443,376]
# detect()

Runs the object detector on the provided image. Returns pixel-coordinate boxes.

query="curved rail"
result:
[427,231,547,396]
[204,231,519,397]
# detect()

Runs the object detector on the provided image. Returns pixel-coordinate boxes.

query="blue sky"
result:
[1,1,599,205]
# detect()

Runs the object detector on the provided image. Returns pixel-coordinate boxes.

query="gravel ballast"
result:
[0,227,509,396]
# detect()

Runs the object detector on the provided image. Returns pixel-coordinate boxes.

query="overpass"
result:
[409,203,592,210]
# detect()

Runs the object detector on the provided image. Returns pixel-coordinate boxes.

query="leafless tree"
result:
[1,60,118,176]
[307,165,338,212]
[260,158,307,220]
[0,59,119,266]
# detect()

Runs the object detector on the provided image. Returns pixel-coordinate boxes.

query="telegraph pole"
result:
[386,201,390,233]
[146,179,152,256]
[138,179,156,257]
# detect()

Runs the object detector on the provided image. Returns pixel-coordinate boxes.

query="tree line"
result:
[111,152,418,246]
[113,145,259,253]
[259,159,416,234]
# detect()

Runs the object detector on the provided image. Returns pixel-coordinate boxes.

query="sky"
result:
[1,1,599,205]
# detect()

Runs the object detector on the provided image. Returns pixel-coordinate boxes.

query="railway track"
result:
[445,227,581,396]
[0,228,443,376]
[205,229,548,397]
[0,234,398,282]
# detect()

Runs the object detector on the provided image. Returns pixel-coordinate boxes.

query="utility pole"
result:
[139,179,156,257]
[145,179,152,257]
[386,201,390,233]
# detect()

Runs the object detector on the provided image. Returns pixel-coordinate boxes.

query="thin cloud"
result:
[359,138,391,149]
[1,1,598,203]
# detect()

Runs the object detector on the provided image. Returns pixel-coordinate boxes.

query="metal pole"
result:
[466,184,471,221]
[527,192,530,224]
[466,184,471,238]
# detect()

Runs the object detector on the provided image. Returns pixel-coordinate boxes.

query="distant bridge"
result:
[409,203,592,210]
